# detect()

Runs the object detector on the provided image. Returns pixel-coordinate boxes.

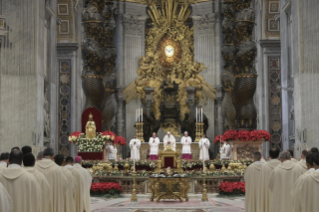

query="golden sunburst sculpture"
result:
[124,0,216,122]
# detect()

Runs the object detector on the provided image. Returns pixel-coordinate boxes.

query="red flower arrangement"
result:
[68,131,82,143]
[114,136,127,146]
[237,130,251,141]
[90,182,122,196]
[219,181,245,195]
[214,130,271,143]
[102,131,116,141]
[214,135,223,144]
[223,129,238,141]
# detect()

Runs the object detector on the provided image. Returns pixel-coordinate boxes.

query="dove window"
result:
[164,45,174,58]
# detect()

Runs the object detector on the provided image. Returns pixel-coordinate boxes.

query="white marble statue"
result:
[130,135,141,161]
[163,132,176,151]
[199,134,210,160]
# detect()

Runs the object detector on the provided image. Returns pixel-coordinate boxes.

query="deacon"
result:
[181,131,192,159]
[0,152,9,170]
[130,134,141,161]
[35,147,69,212]
[23,153,51,212]
[0,149,42,212]
[258,148,281,212]
[268,151,305,212]
[74,156,92,212]
[163,132,176,151]
[291,152,316,212]
[149,132,160,160]
[245,152,263,212]
[0,182,12,212]
[65,157,85,212]
[296,149,308,172]
[108,143,118,161]
[199,134,210,160]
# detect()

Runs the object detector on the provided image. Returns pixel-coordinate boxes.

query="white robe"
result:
[296,160,308,172]
[130,138,141,160]
[63,168,76,212]
[0,182,13,212]
[0,166,42,212]
[220,143,231,159]
[199,138,210,160]
[0,161,7,171]
[149,137,160,155]
[65,166,85,212]
[108,144,118,161]
[268,160,305,212]
[300,171,319,212]
[181,136,192,154]
[244,161,263,212]
[74,163,92,212]
[163,134,176,151]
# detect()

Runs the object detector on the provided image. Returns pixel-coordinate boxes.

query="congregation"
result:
[0,146,92,212]
[245,147,319,212]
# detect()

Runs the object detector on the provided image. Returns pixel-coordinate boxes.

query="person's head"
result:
[37,151,44,161]
[288,149,294,158]
[152,132,156,137]
[65,156,74,165]
[253,152,261,162]
[23,153,36,167]
[9,149,24,165]
[167,132,171,136]
[11,146,20,151]
[312,152,319,169]
[310,147,319,153]
[184,131,188,136]
[21,146,32,155]
[54,154,65,166]
[269,148,280,159]
[279,151,291,162]
[306,153,315,169]
[133,134,136,138]
[202,134,206,138]
[43,147,54,159]
[0,152,10,163]
[301,149,308,159]
[74,156,82,164]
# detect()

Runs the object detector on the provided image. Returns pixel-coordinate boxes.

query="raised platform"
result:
[78,152,104,160]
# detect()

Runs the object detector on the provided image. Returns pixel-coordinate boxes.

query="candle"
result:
[141,108,143,122]
[201,108,203,123]
[135,109,137,122]
[196,107,198,122]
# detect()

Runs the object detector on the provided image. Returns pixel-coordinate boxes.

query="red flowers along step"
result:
[214,129,271,143]
[90,182,122,196]
[218,181,245,196]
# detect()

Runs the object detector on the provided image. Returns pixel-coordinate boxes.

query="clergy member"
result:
[288,149,298,163]
[310,147,319,153]
[35,147,69,212]
[220,141,231,159]
[0,149,42,212]
[149,132,160,160]
[0,182,12,212]
[245,152,263,212]
[108,143,118,161]
[55,154,76,212]
[65,157,85,212]
[258,148,281,212]
[163,132,176,151]
[268,151,305,212]
[74,156,92,212]
[199,134,210,160]
[21,145,32,155]
[130,134,141,161]
[181,131,192,159]
[37,151,44,161]
[23,153,51,212]
[296,150,308,172]
[0,152,9,170]
[291,152,316,212]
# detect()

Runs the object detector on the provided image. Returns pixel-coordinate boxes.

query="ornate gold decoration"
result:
[124,162,130,171]
[271,121,281,132]
[209,163,216,171]
[161,122,181,138]
[120,0,210,5]
[123,0,216,122]
[157,148,183,173]
[131,171,138,201]
[135,122,145,142]
[201,173,208,201]
[86,113,96,139]
[237,144,259,159]
[195,122,204,142]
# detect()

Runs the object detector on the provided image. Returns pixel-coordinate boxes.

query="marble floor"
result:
[90,194,245,212]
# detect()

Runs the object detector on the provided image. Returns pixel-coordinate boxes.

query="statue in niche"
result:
[86,113,96,139]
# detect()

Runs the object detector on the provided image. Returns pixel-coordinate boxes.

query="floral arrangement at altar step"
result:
[69,132,107,152]
[113,136,127,146]
[102,130,116,142]
[214,130,271,143]
[218,181,245,196]
[90,182,122,197]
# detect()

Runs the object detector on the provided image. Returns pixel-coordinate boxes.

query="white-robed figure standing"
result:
[199,134,210,160]
[130,135,141,161]
[108,143,118,161]
[163,132,176,151]
[181,131,192,159]
[220,141,231,159]
[149,132,160,160]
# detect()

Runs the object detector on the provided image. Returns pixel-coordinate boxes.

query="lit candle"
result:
[196,107,198,122]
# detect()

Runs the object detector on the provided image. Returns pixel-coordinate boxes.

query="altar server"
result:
[149,132,160,160]
[199,134,210,160]
[0,150,42,212]
[258,148,280,212]
[108,143,118,161]
[0,152,9,170]
[74,156,92,212]
[245,152,263,212]
[268,151,305,212]
[23,153,51,212]
[35,147,69,212]
[0,182,12,212]
[130,135,141,160]
[163,132,176,151]
[181,131,192,159]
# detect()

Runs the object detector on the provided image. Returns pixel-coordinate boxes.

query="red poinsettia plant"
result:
[90,182,122,196]
[219,181,245,195]
[102,131,116,141]
[114,136,127,146]
[214,135,223,144]
[68,131,82,143]
[214,130,271,143]
[223,129,238,141]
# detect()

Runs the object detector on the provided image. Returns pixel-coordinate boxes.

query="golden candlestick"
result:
[201,173,208,201]
[131,171,138,201]
[135,122,145,143]
[195,122,204,142]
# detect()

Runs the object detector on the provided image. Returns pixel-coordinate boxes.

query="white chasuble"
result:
[149,137,160,155]
[199,138,210,160]
[296,160,308,173]
[0,167,42,212]
[258,159,280,212]
[63,168,76,212]
[108,144,118,161]
[163,134,176,151]
[130,138,141,160]
[24,167,52,212]
[291,158,298,163]
[0,162,7,171]
[181,136,192,154]
[74,163,93,212]
[300,171,319,212]
[35,159,69,212]
[0,182,13,212]
[244,162,263,212]
[65,166,85,212]
[268,160,305,212]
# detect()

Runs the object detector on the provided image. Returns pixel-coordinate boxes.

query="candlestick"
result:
[201,108,203,123]
[141,108,143,122]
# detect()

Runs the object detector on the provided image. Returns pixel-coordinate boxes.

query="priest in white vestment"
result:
[258,148,281,212]
[65,156,85,212]
[296,150,308,173]
[219,141,231,159]
[0,150,42,212]
[0,152,9,171]
[35,147,69,212]
[268,151,305,212]
[163,132,176,151]
[0,182,12,212]
[199,134,210,160]
[181,131,192,159]
[74,156,92,212]
[130,135,141,161]
[291,152,316,212]
[108,143,118,161]
[245,152,263,212]
[149,132,160,160]
[23,153,51,212]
